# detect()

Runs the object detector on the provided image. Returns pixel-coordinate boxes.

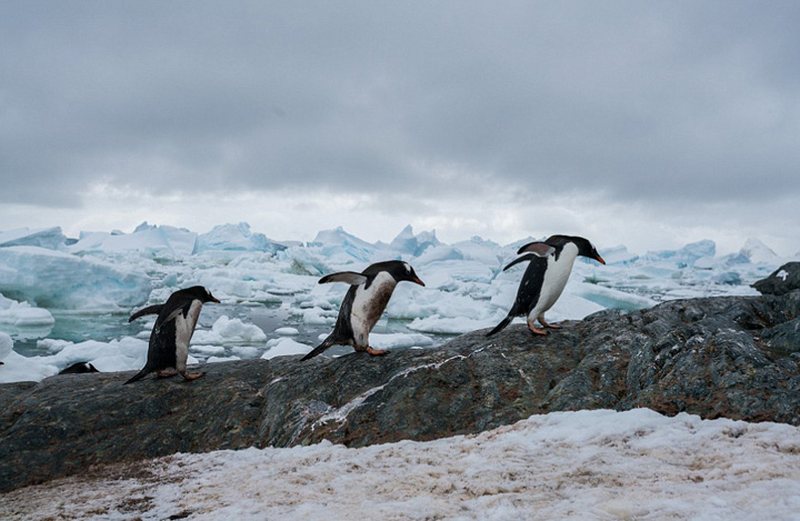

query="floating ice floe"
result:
[0,293,55,327]
[0,246,151,310]
[261,337,313,359]
[192,316,267,345]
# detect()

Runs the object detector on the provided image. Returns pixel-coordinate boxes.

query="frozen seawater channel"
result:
[9,301,455,363]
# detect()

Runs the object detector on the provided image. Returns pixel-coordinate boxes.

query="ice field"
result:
[0,222,792,383]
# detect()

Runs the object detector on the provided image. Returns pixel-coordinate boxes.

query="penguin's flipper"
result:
[318,272,368,286]
[503,253,541,271]
[485,315,514,337]
[517,242,555,257]
[300,334,337,361]
[128,304,164,322]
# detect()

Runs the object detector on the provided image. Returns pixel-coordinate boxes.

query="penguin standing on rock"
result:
[487,235,605,337]
[125,286,220,384]
[301,260,425,361]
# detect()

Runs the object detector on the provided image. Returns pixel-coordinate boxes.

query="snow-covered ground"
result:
[0,222,794,383]
[2,409,799,520]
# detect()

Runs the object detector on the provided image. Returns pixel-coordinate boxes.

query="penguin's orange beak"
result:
[594,254,606,265]
[209,295,221,303]
[411,276,426,287]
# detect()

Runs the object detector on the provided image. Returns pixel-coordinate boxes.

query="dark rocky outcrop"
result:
[752,262,800,295]
[2,290,800,492]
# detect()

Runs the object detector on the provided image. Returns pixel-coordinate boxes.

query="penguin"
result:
[125,285,220,384]
[486,235,605,337]
[59,362,99,374]
[301,260,425,361]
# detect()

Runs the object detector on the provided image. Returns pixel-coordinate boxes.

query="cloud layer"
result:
[1,2,798,251]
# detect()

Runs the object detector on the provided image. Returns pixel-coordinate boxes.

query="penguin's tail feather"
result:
[124,367,151,384]
[301,334,337,361]
[129,304,164,323]
[485,315,514,337]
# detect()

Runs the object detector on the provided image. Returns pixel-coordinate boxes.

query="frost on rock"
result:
[0,246,151,310]
[5,409,799,521]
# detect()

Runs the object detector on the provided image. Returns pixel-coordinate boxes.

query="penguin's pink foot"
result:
[539,318,562,329]
[528,325,548,336]
[180,371,205,381]
[157,368,178,378]
[366,346,389,356]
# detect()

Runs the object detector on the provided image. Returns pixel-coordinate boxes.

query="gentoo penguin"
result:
[125,285,220,384]
[301,260,425,361]
[59,362,99,374]
[486,235,605,337]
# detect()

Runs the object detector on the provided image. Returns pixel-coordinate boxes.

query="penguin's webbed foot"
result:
[366,346,389,356]
[538,318,562,330]
[157,368,179,378]
[527,326,548,336]
[180,371,205,381]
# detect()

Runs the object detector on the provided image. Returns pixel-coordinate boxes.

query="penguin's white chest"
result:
[174,300,203,364]
[534,243,579,315]
[350,272,396,347]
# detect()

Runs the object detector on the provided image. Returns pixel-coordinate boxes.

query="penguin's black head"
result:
[379,260,425,286]
[183,285,222,303]
[571,236,605,265]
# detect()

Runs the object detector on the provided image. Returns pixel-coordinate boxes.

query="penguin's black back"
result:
[509,256,548,317]
[330,284,358,344]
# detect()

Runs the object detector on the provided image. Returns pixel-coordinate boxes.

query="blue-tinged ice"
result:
[194,222,286,254]
[70,222,198,259]
[0,246,151,310]
[643,240,716,267]
[0,227,67,250]
[388,225,441,256]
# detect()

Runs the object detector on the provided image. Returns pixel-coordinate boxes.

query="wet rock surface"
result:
[2,290,799,492]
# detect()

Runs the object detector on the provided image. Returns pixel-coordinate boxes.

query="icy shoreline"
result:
[3,409,799,520]
[1,222,790,383]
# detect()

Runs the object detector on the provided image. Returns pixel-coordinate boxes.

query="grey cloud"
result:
[1,1,799,206]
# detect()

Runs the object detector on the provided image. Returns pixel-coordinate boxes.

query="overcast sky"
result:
[1,1,798,254]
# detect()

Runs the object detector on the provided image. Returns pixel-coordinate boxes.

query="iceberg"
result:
[194,223,286,254]
[0,246,152,310]
[310,226,379,263]
[389,225,441,256]
[737,238,778,264]
[0,227,67,250]
[69,222,197,259]
[451,236,505,265]
[644,240,716,267]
